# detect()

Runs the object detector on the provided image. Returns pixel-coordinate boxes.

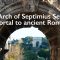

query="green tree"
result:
[24,50,37,60]
[38,48,50,60]
[20,37,38,60]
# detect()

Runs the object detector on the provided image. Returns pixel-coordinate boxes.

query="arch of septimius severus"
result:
[0,0,60,60]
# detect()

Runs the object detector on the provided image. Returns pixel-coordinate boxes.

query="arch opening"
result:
[4,27,50,60]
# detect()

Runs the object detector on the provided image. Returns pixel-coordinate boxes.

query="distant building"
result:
[36,41,40,48]
[21,37,42,48]
[32,37,42,47]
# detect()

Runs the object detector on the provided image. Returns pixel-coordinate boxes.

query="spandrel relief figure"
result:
[0,0,4,9]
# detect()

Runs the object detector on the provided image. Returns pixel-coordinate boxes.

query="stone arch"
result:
[0,1,60,60]
[0,22,59,60]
